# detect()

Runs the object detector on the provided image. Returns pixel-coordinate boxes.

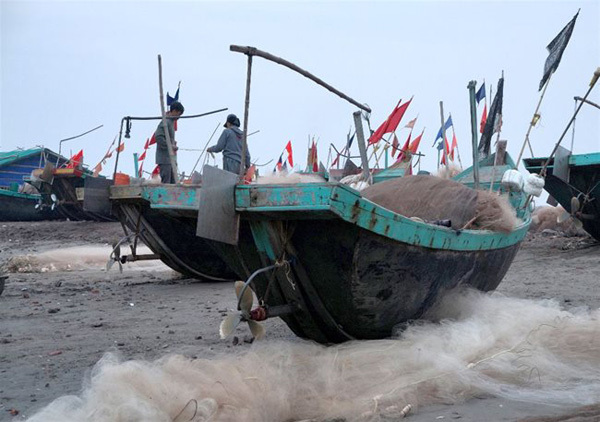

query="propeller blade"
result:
[106,259,115,272]
[248,320,266,340]
[235,281,253,313]
[220,314,242,339]
[571,196,580,214]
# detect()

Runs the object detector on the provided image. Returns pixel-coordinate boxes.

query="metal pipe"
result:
[353,111,370,180]
[58,124,103,156]
[237,263,281,311]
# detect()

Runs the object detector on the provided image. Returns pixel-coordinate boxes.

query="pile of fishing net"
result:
[362,175,519,233]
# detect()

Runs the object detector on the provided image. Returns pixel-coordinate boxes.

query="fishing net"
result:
[361,175,518,232]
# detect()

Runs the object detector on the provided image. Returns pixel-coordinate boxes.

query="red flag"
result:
[174,120,178,131]
[480,104,488,134]
[116,143,125,153]
[368,98,412,144]
[285,141,294,167]
[311,141,319,172]
[138,162,144,178]
[331,153,340,167]
[391,134,399,157]
[396,132,411,163]
[148,134,156,146]
[93,162,102,177]
[440,137,451,165]
[276,154,283,171]
[144,138,150,150]
[138,150,147,161]
[151,165,160,176]
[66,150,83,169]
[450,133,458,160]
[408,129,424,154]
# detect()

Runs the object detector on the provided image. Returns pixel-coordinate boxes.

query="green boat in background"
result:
[524,151,600,241]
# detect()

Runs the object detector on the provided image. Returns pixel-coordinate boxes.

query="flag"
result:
[404,117,417,129]
[408,129,424,154]
[151,165,160,177]
[480,103,488,134]
[368,98,412,144]
[432,115,453,145]
[116,142,125,153]
[478,77,504,158]
[167,82,181,106]
[476,83,486,104]
[285,140,294,167]
[282,161,288,171]
[138,162,144,178]
[149,133,156,146]
[391,134,399,157]
[396,133,411,163]
[440,138,451,165]
[275,154,283,171]
[66,150,83,169]
[138,150,147,161]
[311,141,318,172]
[450,132,458,160]
[346,132,355,150]
[93,163,102,177]
[539,12,579,91]
[143,138,150,150]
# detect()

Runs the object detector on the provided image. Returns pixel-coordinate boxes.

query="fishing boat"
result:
[524,151,600,241]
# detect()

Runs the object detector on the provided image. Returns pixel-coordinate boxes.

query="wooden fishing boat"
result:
[0,189,61,221]
[221,153,531,343]
[109,183,241,281]
[524,151,600,241]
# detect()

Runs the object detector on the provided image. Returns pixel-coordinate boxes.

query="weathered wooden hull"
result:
[233,158,531,343]
[524,153,600,241]
[0,191,62,221]
[51,175,116,222]
[109,184,241,281]
[244,218,520,343]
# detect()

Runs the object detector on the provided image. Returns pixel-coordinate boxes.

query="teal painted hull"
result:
[524,153,600,241]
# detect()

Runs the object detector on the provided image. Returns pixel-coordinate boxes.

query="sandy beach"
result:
[1,220,599,421]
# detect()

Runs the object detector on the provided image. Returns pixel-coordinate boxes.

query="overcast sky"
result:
[2,0,599,178]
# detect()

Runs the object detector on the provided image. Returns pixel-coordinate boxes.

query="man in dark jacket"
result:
[154,101,184,183]
[207,113,251,175]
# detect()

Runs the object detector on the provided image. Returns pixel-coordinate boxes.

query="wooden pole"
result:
[239,54,253,178]
[468,81,480,189]
[439,101,449,168]
[157,55,179,183]
[230,45,370,113]
[515,72,552,169]
[540,67,600,177]
[353,111,370,180]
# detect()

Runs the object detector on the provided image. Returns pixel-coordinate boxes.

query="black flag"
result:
[539,12,579,91]
[478,77,504,158]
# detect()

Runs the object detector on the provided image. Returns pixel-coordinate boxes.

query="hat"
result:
[224,114,238,128]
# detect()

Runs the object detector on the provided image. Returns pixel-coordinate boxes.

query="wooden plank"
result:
[196,165,240,245]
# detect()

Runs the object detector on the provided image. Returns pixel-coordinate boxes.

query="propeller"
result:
[106,241,123,272]
[219,281,265,340]
[557,196,584,229]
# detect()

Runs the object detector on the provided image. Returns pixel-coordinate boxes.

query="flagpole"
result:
[468,81,480,189]
[515,73,553,169]
[158,55,180,184]
[540,67,600,178]
[439,102,449,168]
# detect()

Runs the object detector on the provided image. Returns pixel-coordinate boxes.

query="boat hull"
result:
[524,153,600,241]
[0,191,62,221]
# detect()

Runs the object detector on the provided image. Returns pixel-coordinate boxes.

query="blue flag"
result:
[476,83,486,104]
[346,132,355,150]
[436,140,445,151]
[433,116,453,145]
[167,82,181,107]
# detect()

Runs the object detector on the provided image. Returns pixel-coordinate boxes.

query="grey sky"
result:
[1,0,599,178]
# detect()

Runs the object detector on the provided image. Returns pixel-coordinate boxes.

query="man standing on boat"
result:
[155,101,184,184]
[207,113,251,175]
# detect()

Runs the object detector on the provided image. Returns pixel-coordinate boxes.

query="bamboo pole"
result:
[230,45,370,113]
[515,73,552,168]
[157,55,179,183]
[239,54,253,178]
[540,67,600,177]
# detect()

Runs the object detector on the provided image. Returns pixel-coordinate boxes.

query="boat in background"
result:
[524,150,600,241]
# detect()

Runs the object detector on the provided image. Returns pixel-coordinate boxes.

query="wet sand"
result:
[1,220,599,421]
